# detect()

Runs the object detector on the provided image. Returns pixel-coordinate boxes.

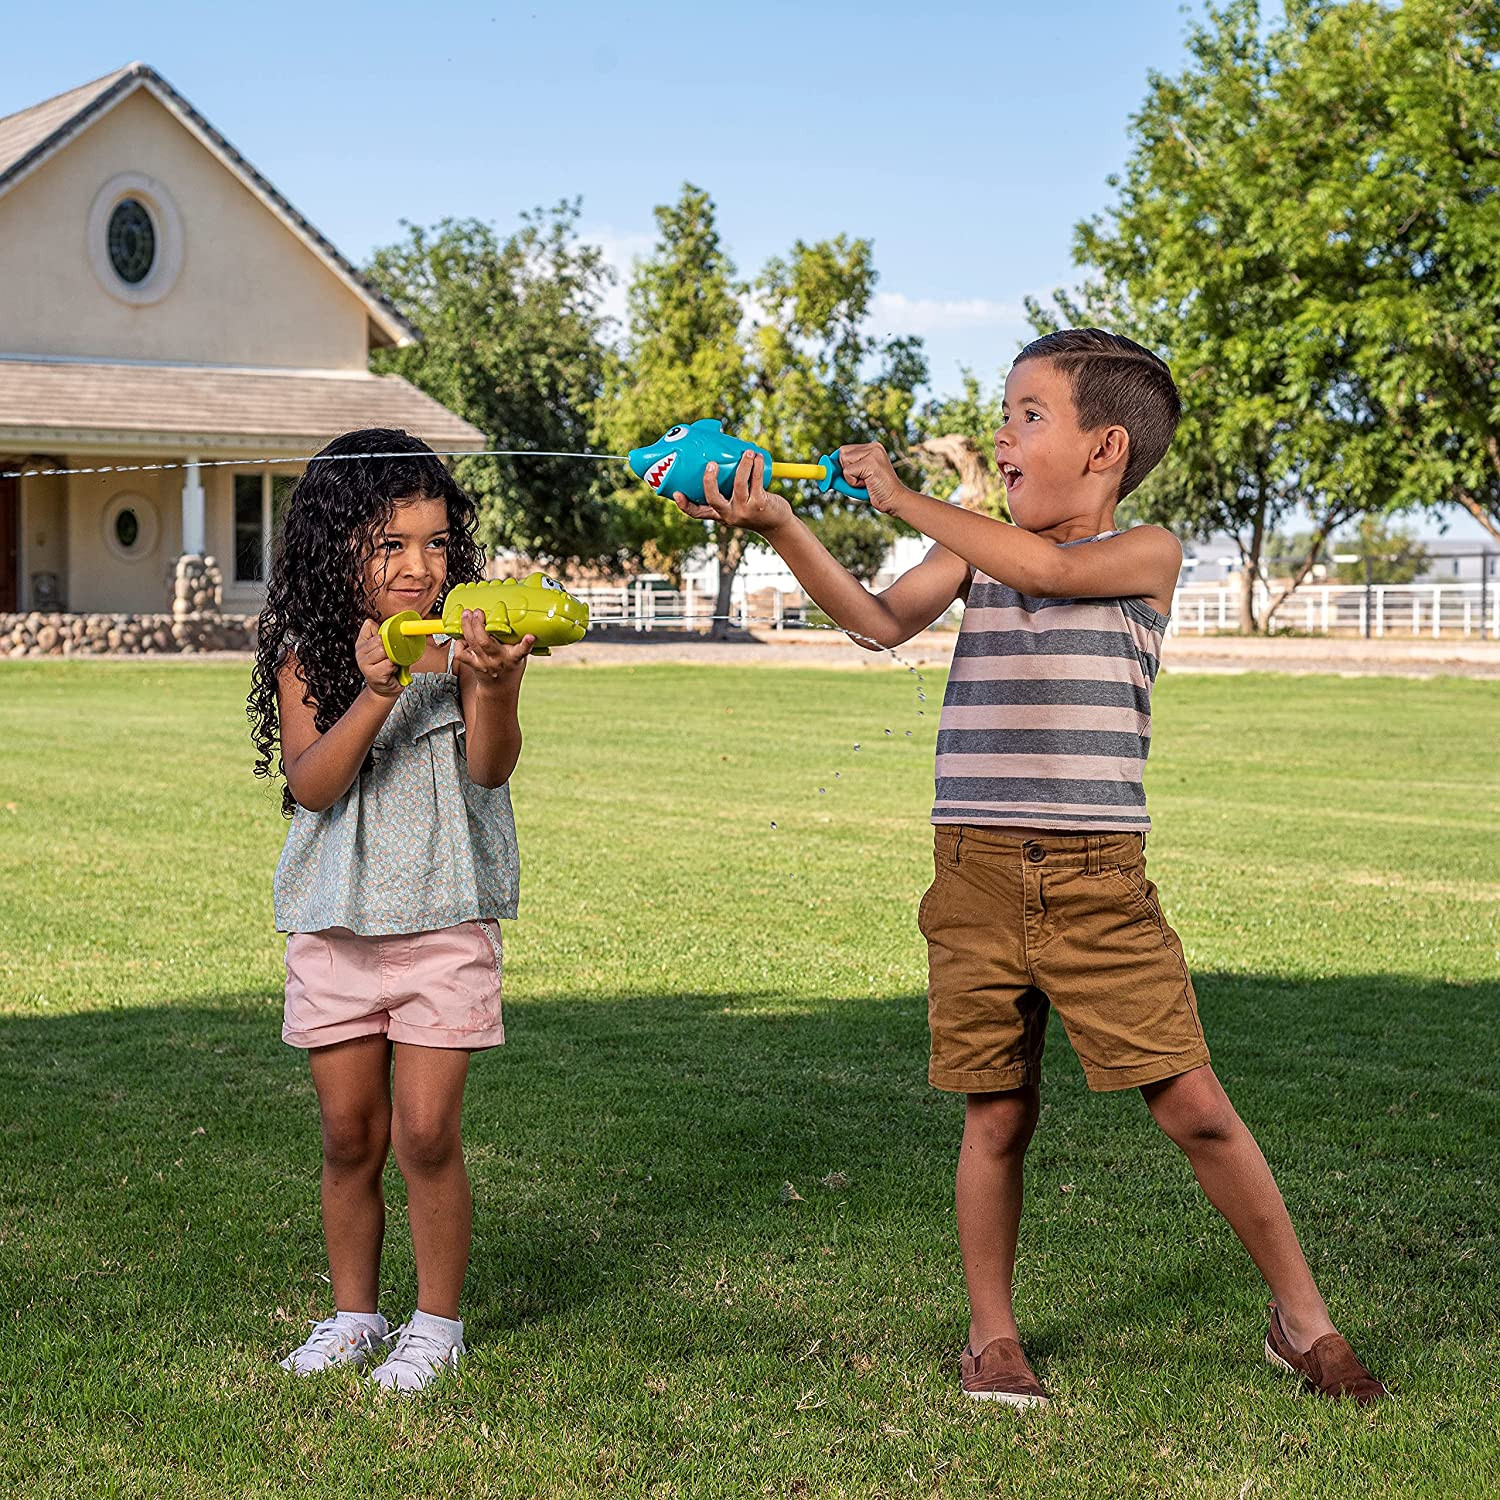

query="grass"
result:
[0,658,1496,1499]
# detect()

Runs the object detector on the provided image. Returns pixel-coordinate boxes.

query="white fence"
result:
[1170,580,1500,638]
[574,579,1500,639]
[574,582,805,631]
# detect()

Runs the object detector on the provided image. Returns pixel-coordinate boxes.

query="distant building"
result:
[0,63,483,614]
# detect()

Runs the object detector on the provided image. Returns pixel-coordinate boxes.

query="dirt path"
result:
[554,627,1500,679]
[11,628,1500,678]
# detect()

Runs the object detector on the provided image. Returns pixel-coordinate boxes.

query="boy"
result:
[672,329,1385,1407]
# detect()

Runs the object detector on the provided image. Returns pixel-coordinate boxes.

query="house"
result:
[0,63,484,617]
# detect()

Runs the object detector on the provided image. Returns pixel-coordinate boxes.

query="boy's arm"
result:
[676,455,968,649]
[837,443,1183,615]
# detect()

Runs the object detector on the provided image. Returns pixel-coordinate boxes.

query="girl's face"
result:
[362,496,450,620]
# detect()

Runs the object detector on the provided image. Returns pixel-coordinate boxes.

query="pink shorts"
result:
[283,920,505,1051]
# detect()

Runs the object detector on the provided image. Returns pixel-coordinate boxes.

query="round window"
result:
[88,175,183,306]
[102,493,158,562]
[114,507,141,549]
[107,198,156,285]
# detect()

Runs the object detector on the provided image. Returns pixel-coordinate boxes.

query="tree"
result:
[1329,516,1431,585]
[1281,0,1500,545]
[599,186,926,634]
[912,371,1012,518]
[367,203,619,567]
[596,185,753,611]
[1028,0,1450,631]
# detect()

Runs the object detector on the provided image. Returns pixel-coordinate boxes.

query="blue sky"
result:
[5,0,1490,539]
[5,0,1190,386]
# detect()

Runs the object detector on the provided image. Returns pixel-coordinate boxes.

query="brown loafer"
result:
[961,1337,1049,1408]
[1265,1300,1387,1404]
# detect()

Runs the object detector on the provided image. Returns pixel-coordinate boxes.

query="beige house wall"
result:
[29,460,300,613]
[0,88,371,370]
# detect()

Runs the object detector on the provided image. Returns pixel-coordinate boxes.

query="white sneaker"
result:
[278,1313,388,1375]
[369,1319,464,1393]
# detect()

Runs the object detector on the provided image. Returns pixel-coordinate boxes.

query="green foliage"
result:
[367,204,620,567]
[595,185,749,584]
[1030,0,1500,624]
[598,185,927,598]
[804,508,895,584]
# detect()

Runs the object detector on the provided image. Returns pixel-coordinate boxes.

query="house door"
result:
[0,475,16,613]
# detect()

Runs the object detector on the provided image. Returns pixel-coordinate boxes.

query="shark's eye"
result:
[538,576,565,593]
[663,425,688,441]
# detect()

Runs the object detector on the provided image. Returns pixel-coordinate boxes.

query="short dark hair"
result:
[1015,329,1181,500]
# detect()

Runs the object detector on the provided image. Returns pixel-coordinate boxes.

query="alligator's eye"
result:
[538,576,565,593]
[663,424,688,441]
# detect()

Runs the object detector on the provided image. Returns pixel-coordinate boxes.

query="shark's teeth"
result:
[645,452,677,491]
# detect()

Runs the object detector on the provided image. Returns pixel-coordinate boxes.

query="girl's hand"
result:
[453,608,533,685]
[833,443,912,516]
[356,618,405,698]
[673,452,794,536]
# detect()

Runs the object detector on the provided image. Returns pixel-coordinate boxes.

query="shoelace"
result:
[379,1322,459,1377]
[298,1315,374,1359]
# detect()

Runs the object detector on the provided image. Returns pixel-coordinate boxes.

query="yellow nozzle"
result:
[769,461,829,481]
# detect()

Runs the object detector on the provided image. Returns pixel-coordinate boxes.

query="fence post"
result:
[1432,586,1441,639]
[1376,587,1385,638]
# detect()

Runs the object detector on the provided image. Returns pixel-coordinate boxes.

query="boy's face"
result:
[363,496,449,620]
[994,358,1111,530]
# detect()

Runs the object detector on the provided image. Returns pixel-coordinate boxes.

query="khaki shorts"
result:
[283,920,505,1051]
[919,825,1209,1093]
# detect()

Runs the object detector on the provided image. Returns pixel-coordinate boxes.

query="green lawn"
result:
[1,660,1496,1499]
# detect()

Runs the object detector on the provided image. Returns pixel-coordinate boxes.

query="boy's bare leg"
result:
[956,1085,1041,1350]
[308,1035,393,1313]
[391,1043,472,1321]
[1141,1065,1336,1351]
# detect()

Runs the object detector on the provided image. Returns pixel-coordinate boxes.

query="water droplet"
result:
[884,728,892,736]
[905,730,913,737]
[917,691,926,701]
[819,787,826,794]
[770,821,777,829]
[834,771,841,778]
[853,743,861,751]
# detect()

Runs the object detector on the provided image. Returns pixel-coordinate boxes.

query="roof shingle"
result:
[0,359,487,452]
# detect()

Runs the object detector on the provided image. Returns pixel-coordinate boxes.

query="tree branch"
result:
[1266,509,1350,623]
[908,434,1004,516]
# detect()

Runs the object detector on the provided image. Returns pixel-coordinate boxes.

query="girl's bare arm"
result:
[276,622,403,812]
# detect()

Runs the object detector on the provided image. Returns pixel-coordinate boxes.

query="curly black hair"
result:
[247,428,486,816]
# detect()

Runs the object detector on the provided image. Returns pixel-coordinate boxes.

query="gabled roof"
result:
[0,63,417,350]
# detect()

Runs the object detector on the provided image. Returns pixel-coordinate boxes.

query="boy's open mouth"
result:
[1000,462,1023,490]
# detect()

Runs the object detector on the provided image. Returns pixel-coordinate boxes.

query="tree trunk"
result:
[909,435,1006,516]
[1238,500,1267,634]
[709,528,749,639]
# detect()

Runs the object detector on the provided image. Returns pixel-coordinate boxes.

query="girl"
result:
[248,429,533,1392]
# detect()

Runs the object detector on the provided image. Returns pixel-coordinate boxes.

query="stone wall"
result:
[1,610,257,656]
[2,552,257,656]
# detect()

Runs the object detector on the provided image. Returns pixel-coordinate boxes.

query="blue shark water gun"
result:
[627,420,871,506]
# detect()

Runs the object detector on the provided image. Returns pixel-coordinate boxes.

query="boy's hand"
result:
[453,608,533,686]
[834,443,913,516]
[672,453,794,535]
[357,618,405,698]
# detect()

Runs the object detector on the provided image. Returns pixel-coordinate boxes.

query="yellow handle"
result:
[769,461,829,481]
[398,619,446,638]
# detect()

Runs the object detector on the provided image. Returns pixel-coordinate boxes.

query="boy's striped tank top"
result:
[933,532,1167,832]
